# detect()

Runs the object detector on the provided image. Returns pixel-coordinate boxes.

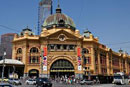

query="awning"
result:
[0,59,24,65]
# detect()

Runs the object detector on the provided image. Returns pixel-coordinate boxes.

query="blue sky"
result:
[0,0,130,53]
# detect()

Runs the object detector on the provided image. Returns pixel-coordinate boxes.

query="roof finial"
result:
[56,0,62,13]
[27,25,29,29]
[58,0,60,8]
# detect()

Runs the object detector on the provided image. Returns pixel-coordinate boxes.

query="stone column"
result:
[91,47,96,74]
[97,50,101,74]
[125,58,128,74]
[119,58,122,72]
[106,52,110,75]
[110,53,113,75]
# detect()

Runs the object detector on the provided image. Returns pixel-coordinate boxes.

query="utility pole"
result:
[1,51,6,84]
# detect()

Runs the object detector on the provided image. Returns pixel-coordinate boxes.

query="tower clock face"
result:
[59,34,66,41]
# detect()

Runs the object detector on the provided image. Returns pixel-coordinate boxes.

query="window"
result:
[63,45,67,50]
[102,68,107,74]
[83,56,91,64]
[69,45,75,50]
[57,44,61,50]
[32,56,36,63]
[29,56,39,64]
[59,34,66,41]
[17,48,22,54]
[83,56,86,65]
[100,53,106,65]
[82,48,89,54]
[48,44,76,51]
[86,57,90,64]
[48,44,55,51]
[50,44,55,50]
[112,56,119,66]
[30,47,39,53]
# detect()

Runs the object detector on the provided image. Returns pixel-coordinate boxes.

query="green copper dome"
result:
[42,7,76,30]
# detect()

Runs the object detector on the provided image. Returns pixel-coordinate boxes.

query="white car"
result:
[8,78,22,85]
[80,79,94,85]
[26,79,36,85]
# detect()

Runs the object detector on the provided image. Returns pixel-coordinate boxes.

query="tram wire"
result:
[0,24,20,33]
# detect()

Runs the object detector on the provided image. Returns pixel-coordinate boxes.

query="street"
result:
[11,81,130,87]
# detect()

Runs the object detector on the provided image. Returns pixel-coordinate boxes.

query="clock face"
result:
[59,34,66,41]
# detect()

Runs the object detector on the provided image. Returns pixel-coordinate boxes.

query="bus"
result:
[113,72,129,85]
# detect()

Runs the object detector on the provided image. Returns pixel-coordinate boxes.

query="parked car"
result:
[8,78,22,85]
[0,77,9,82]
[36,78,52,87]
[80,79,94,85]
[25,79,36,85]
[0,84,13,87]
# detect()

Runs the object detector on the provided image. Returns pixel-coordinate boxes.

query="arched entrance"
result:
[28,69,39,78]
[50,59,75,78]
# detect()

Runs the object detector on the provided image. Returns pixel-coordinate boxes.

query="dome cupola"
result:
[42,2,76,30]
[83,29,92,37]
[20,26,34,36]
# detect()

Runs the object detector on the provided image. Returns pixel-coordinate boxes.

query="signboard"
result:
[78,66,82,71]
[43,56,47,71]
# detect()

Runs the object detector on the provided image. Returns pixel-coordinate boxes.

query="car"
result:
[0,84,13,87]
[36,77,52,87]
[80,79,94,85]
[8,78,22,85]
[25,79,36,85]
[0,78,9,82]
[8,78,13,84]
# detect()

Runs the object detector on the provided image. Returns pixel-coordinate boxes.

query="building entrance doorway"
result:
[28,69,39,78]
[50,59,75,78]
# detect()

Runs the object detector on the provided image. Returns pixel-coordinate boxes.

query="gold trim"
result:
[50,70,74,72]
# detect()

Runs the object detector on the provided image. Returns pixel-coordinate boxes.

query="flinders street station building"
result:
[11,5,130,82]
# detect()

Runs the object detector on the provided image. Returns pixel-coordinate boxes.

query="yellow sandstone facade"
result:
[12,6,130,80]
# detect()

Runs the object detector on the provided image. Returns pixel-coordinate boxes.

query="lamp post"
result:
[1,51,6,84]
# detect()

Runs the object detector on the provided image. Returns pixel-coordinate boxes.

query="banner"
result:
[78,56,82,71]
[77,48,82,71]
[43,56,47,71]
[77,48,81,56]
[43,47,47,56]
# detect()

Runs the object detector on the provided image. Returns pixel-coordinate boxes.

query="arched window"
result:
[83,56,86,65]
[17,48,22,54]
[82,48,89,54]
[30,47,39,53]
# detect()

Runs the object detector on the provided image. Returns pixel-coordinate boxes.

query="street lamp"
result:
[1,51,6,84]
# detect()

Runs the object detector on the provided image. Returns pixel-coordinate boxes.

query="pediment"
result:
[46,29,82,40]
